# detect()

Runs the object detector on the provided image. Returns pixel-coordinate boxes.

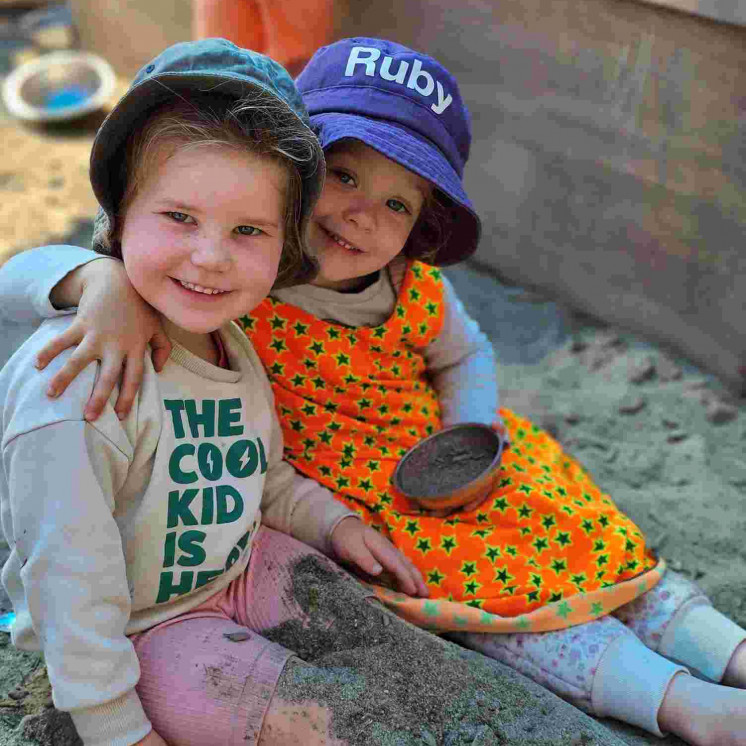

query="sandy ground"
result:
[1,17,745,745]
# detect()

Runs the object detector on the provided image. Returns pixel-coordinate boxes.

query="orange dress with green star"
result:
[238,261,663,634]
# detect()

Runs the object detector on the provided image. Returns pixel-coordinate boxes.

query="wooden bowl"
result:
[2,50,115,122]
[392,423,506,511]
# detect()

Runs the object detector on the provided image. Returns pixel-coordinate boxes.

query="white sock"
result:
[658,599,746,682]
[591,634,688,737]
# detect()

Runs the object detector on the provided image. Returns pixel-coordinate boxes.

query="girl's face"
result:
[308,140,431,291]
[121,144,286,347]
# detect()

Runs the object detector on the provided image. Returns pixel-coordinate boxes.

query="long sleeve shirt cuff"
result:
[70,689,152,746]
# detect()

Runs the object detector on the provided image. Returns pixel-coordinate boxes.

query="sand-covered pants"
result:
[131,527,359,746]
[455,569,746,736]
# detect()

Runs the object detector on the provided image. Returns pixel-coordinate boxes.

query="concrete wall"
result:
[336,0,746,393]
[69,0,746,392]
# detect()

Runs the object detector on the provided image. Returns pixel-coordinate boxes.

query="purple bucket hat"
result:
[295,37,481,266]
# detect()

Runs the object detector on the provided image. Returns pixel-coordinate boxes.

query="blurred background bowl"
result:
[2,49,115,122]
[392,423,506,511]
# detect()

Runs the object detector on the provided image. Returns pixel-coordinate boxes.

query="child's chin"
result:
[161,312,228,335]
[317,261,362,285]
[315,273,358,291]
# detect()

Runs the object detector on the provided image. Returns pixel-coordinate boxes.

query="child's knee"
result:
[242,531,374,633]
[262,659,346,746]
[134,616,294,746]
[614,568,709,649]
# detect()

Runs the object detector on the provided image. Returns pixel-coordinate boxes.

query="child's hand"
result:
[35,258,171,421]
[330,516,429,598]
[135,729,169,745]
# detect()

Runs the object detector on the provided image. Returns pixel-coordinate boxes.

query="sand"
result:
[0,119,97,266]
[0,9,128,267]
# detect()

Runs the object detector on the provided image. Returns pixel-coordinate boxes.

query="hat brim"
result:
[90,71,325,234]
[311,112,480,266]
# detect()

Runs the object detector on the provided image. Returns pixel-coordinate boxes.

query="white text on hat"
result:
[344,46,453,115]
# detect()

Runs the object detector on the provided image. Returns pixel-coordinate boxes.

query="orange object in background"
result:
[193,0,335,76]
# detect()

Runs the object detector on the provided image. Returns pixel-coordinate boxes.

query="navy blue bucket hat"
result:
[296,37,481,266]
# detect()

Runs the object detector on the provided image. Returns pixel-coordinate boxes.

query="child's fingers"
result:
[44,340,100,399]
[365,534,429,597]
[84,353,125,421]
[34,326,84,370]
[395,554,429,598]
[396,554,429,597]
[331,519,428,597]
[114,353,145,420]
[149,328,172,372]
[337,535,382,577]
[492,418,511,448]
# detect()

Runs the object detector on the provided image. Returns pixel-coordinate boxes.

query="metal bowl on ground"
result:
[2,50,116,123]
[392,423,506,511]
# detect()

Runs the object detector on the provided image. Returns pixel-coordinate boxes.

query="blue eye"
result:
[335,170,355,186]
[236,225,263,236]
[167,211,193,223]
[387,199,408,214]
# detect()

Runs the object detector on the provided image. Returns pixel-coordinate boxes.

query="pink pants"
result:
[131,527,341,746]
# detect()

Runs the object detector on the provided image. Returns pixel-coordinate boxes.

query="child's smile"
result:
[120,144,286,352]
[174,279,230,295]
[309,140,430,291]
[322,226,364,255]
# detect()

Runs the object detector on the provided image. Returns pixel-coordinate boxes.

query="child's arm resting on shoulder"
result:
[2,420,152,745]
[0,245,170,421]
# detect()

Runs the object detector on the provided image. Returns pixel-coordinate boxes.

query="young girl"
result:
[3,38,746,745]
[0,39,430,746]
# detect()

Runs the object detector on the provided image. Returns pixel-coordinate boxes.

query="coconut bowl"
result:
[392,423,506,511]
[2,50,116,123]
